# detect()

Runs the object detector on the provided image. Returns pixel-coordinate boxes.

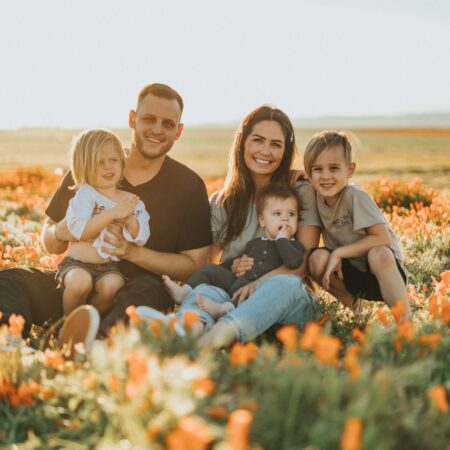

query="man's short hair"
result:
[137,83,184,114]
[256,182,299,216]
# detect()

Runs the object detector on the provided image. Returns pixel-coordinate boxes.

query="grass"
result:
[1,127,449,190]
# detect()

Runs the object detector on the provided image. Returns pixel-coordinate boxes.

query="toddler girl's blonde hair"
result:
[303,130,356,178]
[70,129,126,188]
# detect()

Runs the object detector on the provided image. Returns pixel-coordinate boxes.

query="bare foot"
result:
[162,275,191,304]
[196,294,234,320]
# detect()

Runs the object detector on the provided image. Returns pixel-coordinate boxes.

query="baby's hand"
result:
[112,195,139,220]
[276,224,292,239]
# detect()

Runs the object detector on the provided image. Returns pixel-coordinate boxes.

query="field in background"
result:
[0,127,449,190]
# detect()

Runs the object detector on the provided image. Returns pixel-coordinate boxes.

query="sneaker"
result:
[59,305,100,355]
[135,306,186,336]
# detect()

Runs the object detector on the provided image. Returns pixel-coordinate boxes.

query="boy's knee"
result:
[309,249,330,276]
[368,246,395,271]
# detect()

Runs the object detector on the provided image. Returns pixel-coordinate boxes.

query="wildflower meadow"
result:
[0,167,449,449]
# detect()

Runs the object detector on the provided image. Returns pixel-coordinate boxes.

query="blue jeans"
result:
[177,274,319,342]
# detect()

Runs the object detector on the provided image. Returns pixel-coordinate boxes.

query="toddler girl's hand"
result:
[112,195,139,220]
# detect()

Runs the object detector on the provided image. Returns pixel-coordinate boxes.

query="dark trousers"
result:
[187,263,250,297]
[0,267,172,337]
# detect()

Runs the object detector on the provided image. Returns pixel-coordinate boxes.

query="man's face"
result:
[129,94,183,160]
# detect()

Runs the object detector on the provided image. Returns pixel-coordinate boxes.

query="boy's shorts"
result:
[311,248,407,302]
[56,256,126,290]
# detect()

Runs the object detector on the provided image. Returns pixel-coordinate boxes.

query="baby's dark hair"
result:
[256,182,299,216]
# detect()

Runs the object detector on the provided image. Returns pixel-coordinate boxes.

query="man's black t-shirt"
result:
[45,156,212,277]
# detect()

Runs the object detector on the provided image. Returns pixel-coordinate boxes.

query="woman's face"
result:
[243,120,286,180]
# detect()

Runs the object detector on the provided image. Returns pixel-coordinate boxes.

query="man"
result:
[0,83,212,339]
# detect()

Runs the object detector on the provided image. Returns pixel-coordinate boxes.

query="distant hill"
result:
[292,112,450,129]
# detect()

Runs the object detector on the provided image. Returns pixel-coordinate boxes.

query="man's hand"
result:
[322,251,343,291]
[102,223,135,259]
[231,254,254,277]
[231,281,258,305]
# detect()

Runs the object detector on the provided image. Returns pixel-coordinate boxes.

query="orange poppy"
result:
[299,322,321,351]
[230,342,258,366]
[314,335,341,366]
[340,417,363,450]
[428,385,449,413]
[227,409,253,450]
[184,311,200,330]
[276,325,298,351]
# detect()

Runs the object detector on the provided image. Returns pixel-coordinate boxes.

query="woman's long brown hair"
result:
[217,105,297,246]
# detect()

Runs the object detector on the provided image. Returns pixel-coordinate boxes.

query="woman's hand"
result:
[102,223,134,259]
[231,281,258,305]
[231,254,254,276]
[289,169,307,186]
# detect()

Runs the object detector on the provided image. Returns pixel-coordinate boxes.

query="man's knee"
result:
[309,249,330,277]
[368,246,395,273]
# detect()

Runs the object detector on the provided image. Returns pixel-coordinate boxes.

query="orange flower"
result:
[397,320,414,341]
[351,328,367,345]
[207,406,229,419]
[125,351,148,400]
[376,309,390,326]
[166,417,212,450]
[428,385,449,413]
[183,311,200,330]
[227,409,253,450]
[340,417,363,450]
[299,322,321,351]
[390,300,407,323]
[193,376,216,396]
[428,293,439,320]
[108,374,121,393]
[146,423,161,442]
[440,270,450,287]
[42,349,64,370]
[276,325,298,351]
[125,305,141,325]
[418,333,441,350]
[314,335,341,366]
[344,345,362,381]
[8,314,25,337]
[442,300,450,325]
[230,342,258,366]
[149,320,162,338]
[83,373,98,390]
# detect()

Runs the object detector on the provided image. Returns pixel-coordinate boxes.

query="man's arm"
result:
[102,223,210,281]
[41,218,72,254]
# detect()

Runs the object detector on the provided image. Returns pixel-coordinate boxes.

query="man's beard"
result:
[134,132,173,160]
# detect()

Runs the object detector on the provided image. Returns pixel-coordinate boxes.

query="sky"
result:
[1,0,449,128]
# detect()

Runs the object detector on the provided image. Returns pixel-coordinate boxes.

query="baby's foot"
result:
[162,275,191,304]
[196,294,234,320]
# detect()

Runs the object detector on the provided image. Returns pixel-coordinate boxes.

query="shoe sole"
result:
[59,305,100,354]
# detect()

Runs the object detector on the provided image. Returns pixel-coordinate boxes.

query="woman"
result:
[171,104,322,349]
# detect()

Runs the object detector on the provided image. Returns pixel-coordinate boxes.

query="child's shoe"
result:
[59,305,100,356]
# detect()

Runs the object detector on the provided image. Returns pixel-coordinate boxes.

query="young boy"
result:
[303,130,410,319]
[162,182,305,319]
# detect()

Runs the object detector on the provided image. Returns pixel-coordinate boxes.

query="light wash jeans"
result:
[177,274,319,342]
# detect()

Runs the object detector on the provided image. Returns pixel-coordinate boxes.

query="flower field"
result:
[0,167,449,449]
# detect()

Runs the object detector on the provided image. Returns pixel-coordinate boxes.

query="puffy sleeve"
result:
[295,180,321,227]
[122,200,151,246]
[65,185,96,240]
[209,191,228,246]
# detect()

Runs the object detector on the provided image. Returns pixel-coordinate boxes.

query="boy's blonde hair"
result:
[70,129,126,188]
[303,130,355,177]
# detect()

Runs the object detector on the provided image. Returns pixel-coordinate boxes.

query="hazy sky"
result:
[1,0,449,128]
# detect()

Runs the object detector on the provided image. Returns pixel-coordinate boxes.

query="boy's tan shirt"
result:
[316,184,406,273]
